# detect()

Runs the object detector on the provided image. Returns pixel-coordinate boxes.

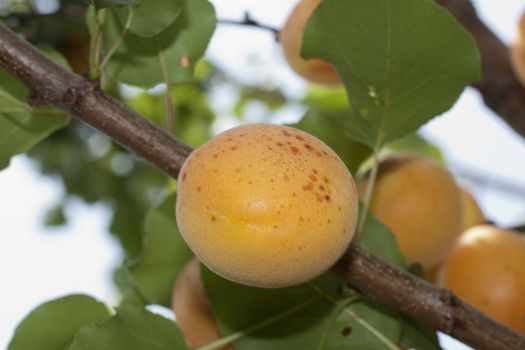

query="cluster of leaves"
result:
[1,0,480,348]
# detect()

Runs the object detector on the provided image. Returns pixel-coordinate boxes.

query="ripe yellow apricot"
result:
[357,153,462,269]
[279,0,341,85]
[459,188,485,231]
[437,225,525,334]
[176,124,357,288]
[172,258,234,349]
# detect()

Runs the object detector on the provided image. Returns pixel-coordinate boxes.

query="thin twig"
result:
[99,7,133,72]
[157,45,175,135]
[219,12,279,39]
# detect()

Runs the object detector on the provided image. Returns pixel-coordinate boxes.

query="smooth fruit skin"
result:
[358,153,462,269]
[437,225,525,334]
[459,188,485,231]
[279,0,341,85]
[176,124,357,288]
[172,258,234,349]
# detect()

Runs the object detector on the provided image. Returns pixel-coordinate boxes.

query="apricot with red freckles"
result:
[176,124,357,288]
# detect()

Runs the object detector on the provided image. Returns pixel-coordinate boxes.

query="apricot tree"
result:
[1,0,525,349]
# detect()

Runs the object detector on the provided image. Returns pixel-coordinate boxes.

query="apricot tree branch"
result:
[436,0,525,140]
[0,23,524,350]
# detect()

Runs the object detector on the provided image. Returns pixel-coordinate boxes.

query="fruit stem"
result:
[88,4,105,80]
[99,7,133,71]
[354,141,382,242]
[157,44,175,135]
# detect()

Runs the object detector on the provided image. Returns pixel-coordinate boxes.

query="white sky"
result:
[1,1,525,349]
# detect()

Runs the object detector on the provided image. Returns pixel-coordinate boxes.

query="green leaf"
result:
[124,193,194,306]
[8,294,111,350]
[303,0,480,148]
[288,110,371,174]
[104,0,216,88]
[94,0,139,9]
[399,316,441,350]
[68,306,189,350]
[0,52,70,171]
[203,269,403,349]
[360,209,408,269]
[114,0,185,37]
[325,300,402,350]
[203,268,340,349]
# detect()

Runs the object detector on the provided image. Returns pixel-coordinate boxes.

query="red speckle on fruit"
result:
[303,183,314,191]
[291,146,299,154]
[309,174,317,182]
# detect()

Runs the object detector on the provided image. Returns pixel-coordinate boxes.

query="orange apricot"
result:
[172,258,234,349]
[279,0,341,85]
[437,225,525,334]
[176,124,357,288]
[358,153,462,269]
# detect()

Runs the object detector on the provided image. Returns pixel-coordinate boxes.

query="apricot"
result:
[176,124,357,288]
[172,258,234,349]
[437,225,525,334]
[357,153,462,269]
[459,188,485,231]
[279,0,341,85]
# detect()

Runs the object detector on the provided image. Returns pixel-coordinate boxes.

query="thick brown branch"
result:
[436,0,525,140]
[346,246,525,350]
[0,22,524,350]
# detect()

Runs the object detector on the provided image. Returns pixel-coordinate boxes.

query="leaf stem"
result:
[354,139,382,242]
[308,282,399,350]
[88,5,106,80]
[195,294,322,350]
[157,45,175,135]
[99,7,134,71]
[315,295,359,350]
